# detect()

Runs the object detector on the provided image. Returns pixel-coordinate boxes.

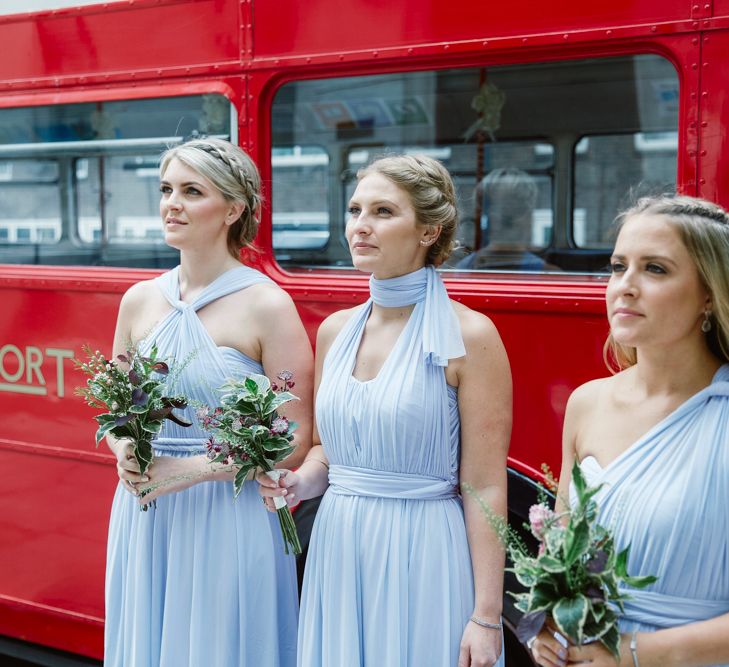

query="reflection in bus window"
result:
[271,54,679,275]
[271,146,330,259]
[574,131,678,248]
[0,94,233,267]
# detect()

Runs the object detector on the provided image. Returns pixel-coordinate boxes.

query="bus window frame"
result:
[0,80,241,275]
[255,38,689,289]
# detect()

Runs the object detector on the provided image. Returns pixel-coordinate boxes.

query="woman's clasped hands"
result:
[256,469,299,512]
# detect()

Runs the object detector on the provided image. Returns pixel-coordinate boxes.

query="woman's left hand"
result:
[567,637,629,666]
[135,455,206,505]
[458,622,502,667]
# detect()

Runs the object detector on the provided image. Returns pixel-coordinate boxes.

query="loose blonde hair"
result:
[604,194,729,371]
[160,138,262,259]
[357,154,459,265]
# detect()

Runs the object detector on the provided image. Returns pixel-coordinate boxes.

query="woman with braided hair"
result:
[104,138,312,666]
[259,154,511,666]
[529,195,729,667]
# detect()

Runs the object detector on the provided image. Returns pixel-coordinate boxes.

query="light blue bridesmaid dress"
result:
[578,365,729,665]
[298,266,505,666]
[105,265,298,667]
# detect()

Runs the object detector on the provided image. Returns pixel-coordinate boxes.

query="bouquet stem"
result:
[265,469,302,556]
[276,504,302,556]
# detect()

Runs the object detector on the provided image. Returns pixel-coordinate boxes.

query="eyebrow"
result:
[160,179,207,188]
[611,253,679,267]
[349,198,399,208]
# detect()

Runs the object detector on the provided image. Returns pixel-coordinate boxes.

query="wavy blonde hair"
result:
[604,194,729,371]
[160,138,262,259]
[357,154,459,266]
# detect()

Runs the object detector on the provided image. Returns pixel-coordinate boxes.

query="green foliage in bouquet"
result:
[471,462,657,659]
[75,344,191,476]
[199,371,301,555]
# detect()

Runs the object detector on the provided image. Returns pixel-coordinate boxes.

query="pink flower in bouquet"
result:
[271,416,290,435]
[528,502,556,541]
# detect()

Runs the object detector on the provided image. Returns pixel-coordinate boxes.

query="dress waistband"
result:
[328,464,458,500]
[152,437,207,454]
[620,587,729,628]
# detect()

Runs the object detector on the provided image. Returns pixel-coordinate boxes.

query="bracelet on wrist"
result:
[630,630,640,667]
[469,615,502,630]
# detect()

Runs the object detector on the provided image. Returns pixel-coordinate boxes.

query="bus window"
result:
[270,54,678,274]
[574,131,678,249]
[0,93,234,268]
[271,146,330,261]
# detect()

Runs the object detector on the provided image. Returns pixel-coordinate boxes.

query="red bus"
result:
[1,0,726,663]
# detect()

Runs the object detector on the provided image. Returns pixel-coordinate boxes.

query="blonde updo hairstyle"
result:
[160,138,262,260]
[605,194,729,371]
[357,154,459,266]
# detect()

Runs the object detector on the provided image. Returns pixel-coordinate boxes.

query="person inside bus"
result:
[529,195,729,667]
[259,154,512,667]
[105,137,313,667]
[456,167,556,272]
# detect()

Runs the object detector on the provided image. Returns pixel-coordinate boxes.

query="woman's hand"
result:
[458,622,502,667]
[529,624,569,667]
[135,455,208,505]
[567,638,630,666]
[111,439,148,496]
[257,469,299,511]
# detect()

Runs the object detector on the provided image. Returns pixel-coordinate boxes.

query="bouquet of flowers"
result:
[198,371,302,555]
[75,344,191,477]
[472,462,657,659]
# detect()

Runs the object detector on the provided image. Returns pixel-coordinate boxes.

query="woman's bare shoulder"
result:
[566,374,617,421]
[451,299,502,349]
[317,306,361,346]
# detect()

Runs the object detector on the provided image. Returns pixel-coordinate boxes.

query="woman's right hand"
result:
[257,469,300,511]
[111,439,149,496]
[529,624,569,667]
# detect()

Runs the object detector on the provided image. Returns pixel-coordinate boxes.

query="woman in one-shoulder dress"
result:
[104,138,313,667]
[260,154,512,666]
[530,195,729,667]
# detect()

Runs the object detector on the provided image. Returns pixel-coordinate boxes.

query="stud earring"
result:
[702,310,713,333]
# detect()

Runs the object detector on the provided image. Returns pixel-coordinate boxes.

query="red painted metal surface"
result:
[0,0,727,660]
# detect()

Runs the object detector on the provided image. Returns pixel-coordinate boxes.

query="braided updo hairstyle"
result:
[605,194,729,371]
[357,154,459,266]
[160,138,262,259]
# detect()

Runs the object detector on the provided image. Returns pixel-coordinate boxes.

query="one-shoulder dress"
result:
[105,265,298,667]
[298,270,505,666]
[577,364,729,666]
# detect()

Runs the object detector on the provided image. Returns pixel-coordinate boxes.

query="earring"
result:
[702,310,713,333]
[420,239,433,246]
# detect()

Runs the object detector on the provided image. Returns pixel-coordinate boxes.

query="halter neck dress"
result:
[104,265,298,667]
[575,364,729,665]
[298,267,505,666]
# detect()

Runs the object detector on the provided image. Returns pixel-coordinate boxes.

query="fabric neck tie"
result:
[369,266,465,366]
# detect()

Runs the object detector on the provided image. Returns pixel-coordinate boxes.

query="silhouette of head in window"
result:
[458,167,554,271]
